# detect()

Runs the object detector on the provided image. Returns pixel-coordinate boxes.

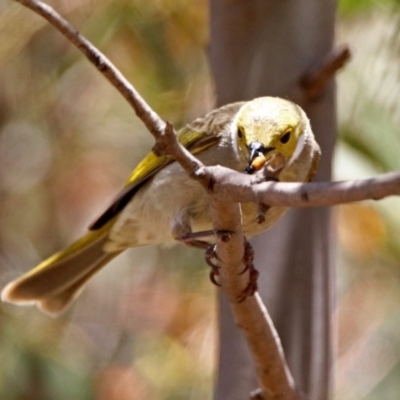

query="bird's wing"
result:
[89,102,244,230]
[89,128,220,230]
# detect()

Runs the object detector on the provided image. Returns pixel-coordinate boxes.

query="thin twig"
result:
[201,166,400,208]
[301,44,351,100]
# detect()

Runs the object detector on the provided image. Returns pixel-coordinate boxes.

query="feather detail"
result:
[1,222,121,315]
[89,112,233,230]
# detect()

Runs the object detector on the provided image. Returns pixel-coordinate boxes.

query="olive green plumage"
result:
[1,97,320,315]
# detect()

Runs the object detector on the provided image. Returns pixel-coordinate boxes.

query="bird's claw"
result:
[239,240,255,274]
[205,244,221,287]
[205,240,259,299]
[237,240,259,302]
[237,263,259,302]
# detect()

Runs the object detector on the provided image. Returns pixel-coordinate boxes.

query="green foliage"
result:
[339,0,400,16]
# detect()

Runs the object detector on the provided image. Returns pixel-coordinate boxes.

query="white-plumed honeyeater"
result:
[1,97,321,315]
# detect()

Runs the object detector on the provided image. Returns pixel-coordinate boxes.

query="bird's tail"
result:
[1,226,121,316]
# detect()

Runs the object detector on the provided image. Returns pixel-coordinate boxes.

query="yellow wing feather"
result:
[124,128,218,185]
[89,128,220,230]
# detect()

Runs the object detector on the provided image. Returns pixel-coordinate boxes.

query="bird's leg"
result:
[171,212,258,298]
[176,229,221,284]
[171,210,215,249]
[179,229,234,244]
[177,228,230,286]
[177,230,214,249]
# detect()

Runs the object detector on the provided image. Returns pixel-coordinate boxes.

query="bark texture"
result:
[209,1,337,399]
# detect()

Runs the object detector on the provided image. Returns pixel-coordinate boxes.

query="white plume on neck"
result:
[289,122,310,165]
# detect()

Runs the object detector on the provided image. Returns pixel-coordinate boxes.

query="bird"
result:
[1,96,321,316]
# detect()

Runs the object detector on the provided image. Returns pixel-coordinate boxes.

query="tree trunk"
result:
[209,1,337,399]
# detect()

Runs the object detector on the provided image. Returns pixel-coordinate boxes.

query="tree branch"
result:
[301,44,351,100]
[200,166,400,208]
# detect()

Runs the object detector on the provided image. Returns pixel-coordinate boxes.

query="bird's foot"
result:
[205,240,259,301]
[205,244,221,286]
[237,240,259,302]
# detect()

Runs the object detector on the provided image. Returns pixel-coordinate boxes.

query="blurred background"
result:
[0,0,399,399]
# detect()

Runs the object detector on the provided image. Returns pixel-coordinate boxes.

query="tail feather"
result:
[1,227,120,316]
[37,252,118,316]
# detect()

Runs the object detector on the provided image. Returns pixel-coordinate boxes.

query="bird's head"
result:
[235,97,310,174]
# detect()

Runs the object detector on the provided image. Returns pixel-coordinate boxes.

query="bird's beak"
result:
[245,141,274,174]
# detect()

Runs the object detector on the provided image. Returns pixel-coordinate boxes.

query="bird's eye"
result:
[238,127,243,139]
[280,131,291,144]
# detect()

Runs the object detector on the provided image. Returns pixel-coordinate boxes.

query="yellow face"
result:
[235,97,307,174]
